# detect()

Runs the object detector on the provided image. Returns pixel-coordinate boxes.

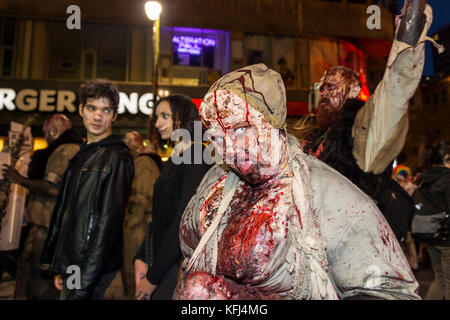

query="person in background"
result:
[134,95,212,300]
[119,131,160,299]
[303,0,441,242]
[277,57,295,88]
[419,142,450,299]
[393,164,418,196]
[392,164,419,270]
[40,79,134,300]
[1,114,81,299]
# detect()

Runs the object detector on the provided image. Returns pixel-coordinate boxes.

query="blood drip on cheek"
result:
[214,90,231,134]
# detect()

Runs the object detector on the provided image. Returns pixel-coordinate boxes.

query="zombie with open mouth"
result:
[174,63,420,300]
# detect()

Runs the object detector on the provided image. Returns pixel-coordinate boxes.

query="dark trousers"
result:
[151,262,179,300]
[60,271,117,300]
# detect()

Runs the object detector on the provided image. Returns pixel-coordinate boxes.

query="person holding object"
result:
[1,114,81,299]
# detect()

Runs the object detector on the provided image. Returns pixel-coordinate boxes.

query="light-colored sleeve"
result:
[353,5,436,174]
[44,143,80,185]
[179,164,227,265]
[310,158,420,299]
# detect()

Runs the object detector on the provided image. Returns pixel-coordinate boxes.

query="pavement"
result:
[0,273,15,300]
[0,265,435,300]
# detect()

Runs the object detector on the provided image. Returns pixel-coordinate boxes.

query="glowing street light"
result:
[145,1,162,21]
[145,1,162,106]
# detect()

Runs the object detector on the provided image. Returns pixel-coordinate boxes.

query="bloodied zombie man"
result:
[305,0,444,241]
[174,63,420,300]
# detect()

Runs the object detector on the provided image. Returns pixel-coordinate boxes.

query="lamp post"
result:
[145,1,162,107]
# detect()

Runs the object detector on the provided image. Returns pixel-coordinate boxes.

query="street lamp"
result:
[145,1,162,107]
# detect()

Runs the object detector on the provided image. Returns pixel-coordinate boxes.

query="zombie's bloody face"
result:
[200,90,286,185]
[317,67,361,128]
[123,131,145,155]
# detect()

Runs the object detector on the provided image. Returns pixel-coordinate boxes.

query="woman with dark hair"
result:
[134,95,212,300]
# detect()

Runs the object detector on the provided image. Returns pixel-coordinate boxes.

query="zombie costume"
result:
[15,129,81,300]
[305,4,443,241]
[121,154,160,299]
[175,64,419,300]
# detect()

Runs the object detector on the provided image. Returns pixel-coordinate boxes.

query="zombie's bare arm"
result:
[353,0,437,174]
[1,143,80,197]
[1,166,59,197]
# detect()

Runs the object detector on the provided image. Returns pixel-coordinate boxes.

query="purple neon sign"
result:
[172,36,216,55]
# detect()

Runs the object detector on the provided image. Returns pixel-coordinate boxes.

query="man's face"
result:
[317,69,360,128]
[43,124,56,144]
[43,119,64,144]
[200,90,285,185]
[79,97,117,143]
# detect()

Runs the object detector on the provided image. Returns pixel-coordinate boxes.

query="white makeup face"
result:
[200,90,285,185]
[79,97,117,143]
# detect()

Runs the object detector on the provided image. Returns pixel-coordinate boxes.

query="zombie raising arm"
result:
[352,0,443,174]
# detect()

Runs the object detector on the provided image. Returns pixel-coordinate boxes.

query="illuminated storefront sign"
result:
[0,88,156,115]
[172,36,216,55]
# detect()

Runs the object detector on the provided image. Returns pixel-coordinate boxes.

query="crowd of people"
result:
[0,0,448,300]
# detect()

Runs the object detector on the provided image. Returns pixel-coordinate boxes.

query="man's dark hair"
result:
[149,94,202,148]
[79,79,120,113]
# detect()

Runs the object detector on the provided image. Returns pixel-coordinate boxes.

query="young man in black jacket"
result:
[40,79,134,300]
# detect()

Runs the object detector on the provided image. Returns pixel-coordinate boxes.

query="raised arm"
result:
[353,0,440,174]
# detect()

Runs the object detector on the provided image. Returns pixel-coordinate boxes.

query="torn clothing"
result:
[177,136,419,300]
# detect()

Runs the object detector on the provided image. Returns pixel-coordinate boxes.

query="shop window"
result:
[0,17,17,77]
[78,23,128,81]
[96,25,127,81]
[160,27,230,86]
[49,21,81,79]
[172,35,215,68]
[244,34,298,88]
[245,34,271,66]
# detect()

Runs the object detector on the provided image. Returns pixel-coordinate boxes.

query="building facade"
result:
[0,0,396,148]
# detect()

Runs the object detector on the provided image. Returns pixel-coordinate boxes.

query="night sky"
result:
[396,0,450,76]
